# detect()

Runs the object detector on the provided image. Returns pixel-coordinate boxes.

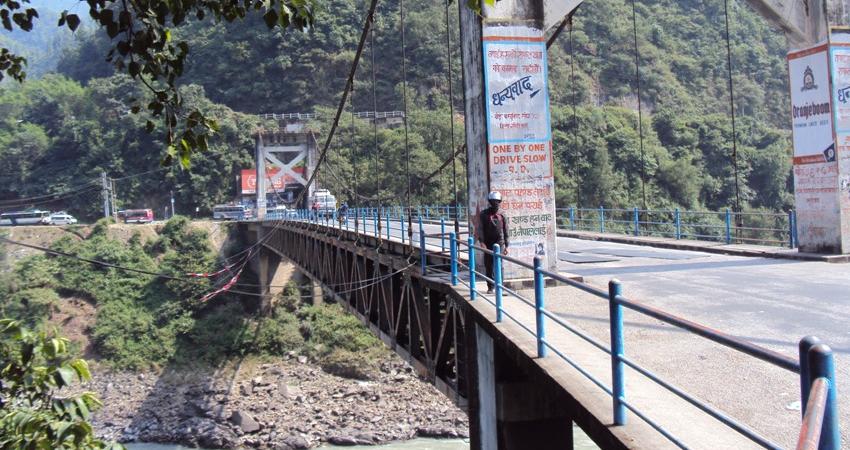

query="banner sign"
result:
[788,43,840,251]
[241,168,305,195]
[831,42,850,251]
[483,25,557,276]
[788,44,834,164]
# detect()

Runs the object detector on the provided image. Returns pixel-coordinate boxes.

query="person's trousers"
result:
[483,242,502,289]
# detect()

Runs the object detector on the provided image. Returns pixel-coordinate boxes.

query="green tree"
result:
[0,319,123,449]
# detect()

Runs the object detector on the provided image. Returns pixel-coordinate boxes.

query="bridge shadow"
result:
[113,228,273,448]
[563,256,797,277]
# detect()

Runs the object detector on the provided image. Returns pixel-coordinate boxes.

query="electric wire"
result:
[0,234,409,301]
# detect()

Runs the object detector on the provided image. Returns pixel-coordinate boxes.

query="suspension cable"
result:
[400,0,413,242]
[369,20,381,207]
[569,15,581,207]
[630,0,648,210]
[444,0,459,233]
[723,0,742,216]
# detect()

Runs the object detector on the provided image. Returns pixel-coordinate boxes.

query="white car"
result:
[42,213,78,225]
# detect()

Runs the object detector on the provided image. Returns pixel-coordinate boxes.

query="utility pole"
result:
[110,178,118,221]
[101,171,110,219]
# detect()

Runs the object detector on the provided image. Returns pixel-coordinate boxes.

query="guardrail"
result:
[267,208,839,449]
[558,206,796,248]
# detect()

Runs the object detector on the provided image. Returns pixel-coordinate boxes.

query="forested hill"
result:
[0,0,793,219]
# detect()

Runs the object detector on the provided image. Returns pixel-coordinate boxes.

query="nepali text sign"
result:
[483,25,557,276]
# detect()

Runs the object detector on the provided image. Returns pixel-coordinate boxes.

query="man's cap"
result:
[488,191,502,201]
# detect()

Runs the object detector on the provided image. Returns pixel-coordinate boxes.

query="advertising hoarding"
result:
[241,167,305,195]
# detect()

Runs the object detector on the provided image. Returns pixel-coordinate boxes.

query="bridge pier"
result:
[473,325,573,450]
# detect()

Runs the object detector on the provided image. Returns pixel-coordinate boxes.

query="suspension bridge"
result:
[224,0,850,446]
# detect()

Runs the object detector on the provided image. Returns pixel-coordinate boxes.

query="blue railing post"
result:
[374,210,379,236]
[534,256,546,358]
[401,214,406,244]
[791,210,800,248]
[386,209,391,239]
[450,232,458,286]
[789,210,796,248]
[569,206,576,230]
[441,218,446,252]
[426,206,431,220]
[494,244,503,323]
[468,237,477,301]
[675,208,681,240]
[609,279,626,426]
[799,336,822,417]
[807,344,840,450]
[633,207,639,236]
[725,208,732,244]
[419,216,427,275]
[600,206,605,233]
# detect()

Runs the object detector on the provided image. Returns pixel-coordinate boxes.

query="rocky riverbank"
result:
[77,357,468,449]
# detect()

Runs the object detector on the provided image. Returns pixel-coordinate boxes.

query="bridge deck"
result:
[252,219,806,449]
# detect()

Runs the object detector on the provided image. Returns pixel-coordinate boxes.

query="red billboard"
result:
[241,168,305,194]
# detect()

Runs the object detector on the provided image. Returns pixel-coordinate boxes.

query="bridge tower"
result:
[744,0,850,253]
[254,113,319,221]
[459,0,583,448]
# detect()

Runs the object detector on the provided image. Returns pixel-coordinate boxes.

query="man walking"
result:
[478,191,509,294]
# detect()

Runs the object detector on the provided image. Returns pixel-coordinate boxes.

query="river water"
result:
[124,425,599,449]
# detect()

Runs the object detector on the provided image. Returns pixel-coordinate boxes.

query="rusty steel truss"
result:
[259,221,471,409]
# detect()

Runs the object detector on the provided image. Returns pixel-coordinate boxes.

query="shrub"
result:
[1,288,60,329]
[251,308,305,356]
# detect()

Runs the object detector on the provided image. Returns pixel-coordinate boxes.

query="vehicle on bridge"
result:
[310,189,337,216]
[213,204,250,220]
[119,208,154,224]
[41,212,78,225]
[0,210,50,226]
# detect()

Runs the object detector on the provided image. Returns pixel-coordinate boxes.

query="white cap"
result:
[488,191,502,201]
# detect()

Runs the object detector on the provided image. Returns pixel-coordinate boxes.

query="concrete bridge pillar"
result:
[310,279,324,305]
[473,325,573,450]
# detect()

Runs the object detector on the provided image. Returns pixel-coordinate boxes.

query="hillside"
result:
[0,0,794,219]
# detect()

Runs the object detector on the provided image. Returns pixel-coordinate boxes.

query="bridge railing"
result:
[271,208,838,449]
[362,205,796,248]
[422,231,835,449]
[558,206,797,248]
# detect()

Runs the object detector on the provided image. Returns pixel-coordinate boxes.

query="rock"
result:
[252,376,265,386]
[240,383,253,396]
[280,435,310,449]
[328,434,359,446]
[230,410,261,433]
[297,355,308,364]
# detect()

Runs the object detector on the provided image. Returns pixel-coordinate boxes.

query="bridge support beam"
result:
[472,324,573,450]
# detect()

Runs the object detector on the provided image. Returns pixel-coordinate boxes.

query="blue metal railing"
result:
[558,206,797,248]
[266,208,836,449]
[264,204,796,248]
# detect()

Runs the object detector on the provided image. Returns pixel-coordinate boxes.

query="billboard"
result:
[483,25,557,276]
[241,167,305,195]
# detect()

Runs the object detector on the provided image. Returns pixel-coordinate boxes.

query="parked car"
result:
[41,212,78,225]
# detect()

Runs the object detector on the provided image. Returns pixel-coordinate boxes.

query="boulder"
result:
[230,410,261,433]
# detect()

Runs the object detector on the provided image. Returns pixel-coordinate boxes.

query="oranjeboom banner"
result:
[483,24,557,278]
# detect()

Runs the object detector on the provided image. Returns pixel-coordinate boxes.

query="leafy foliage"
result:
[0,319,123,449]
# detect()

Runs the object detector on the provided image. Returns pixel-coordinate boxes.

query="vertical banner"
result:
[788,43,841,252]
[483,25,557,277]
